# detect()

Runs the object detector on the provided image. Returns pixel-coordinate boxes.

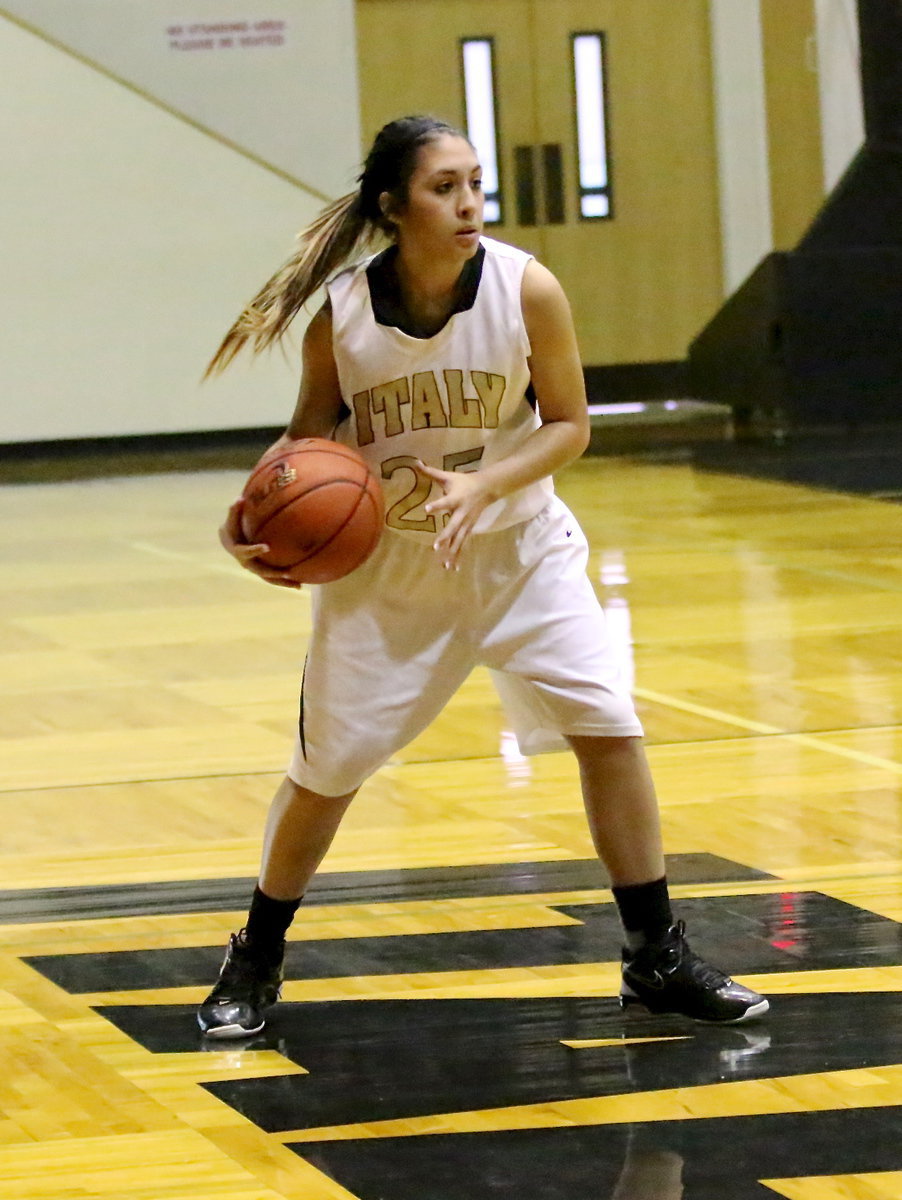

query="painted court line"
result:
[634,687,902,776]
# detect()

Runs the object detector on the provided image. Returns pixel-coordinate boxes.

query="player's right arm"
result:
[286,301,344,438]
[219,301,344,587]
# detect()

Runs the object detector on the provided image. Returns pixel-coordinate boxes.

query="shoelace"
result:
[667,923,731,988]
[212,932,271,999]
[679,946,731,989]
[643,921,732,990]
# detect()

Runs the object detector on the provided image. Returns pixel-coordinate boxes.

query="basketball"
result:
[240,438,384,583]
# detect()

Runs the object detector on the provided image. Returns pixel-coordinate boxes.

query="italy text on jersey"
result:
[352,370,506,444]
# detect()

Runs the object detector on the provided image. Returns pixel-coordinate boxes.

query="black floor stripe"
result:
[29,891,898,994]
[0,854,771,924]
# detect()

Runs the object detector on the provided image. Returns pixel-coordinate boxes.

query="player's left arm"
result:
[519,256,592,462]
[423,258,589,567]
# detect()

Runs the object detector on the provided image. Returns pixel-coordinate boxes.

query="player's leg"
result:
[481,498,768,1023]
[568,733,768,1023]
[258,775,357,900]
[199,533,478,1038]
[198,777,355,1039]
[568,733,664,886]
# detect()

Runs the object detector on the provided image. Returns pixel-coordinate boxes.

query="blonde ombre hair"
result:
[205,115,461,376]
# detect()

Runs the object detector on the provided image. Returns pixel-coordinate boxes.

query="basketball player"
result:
[198,116,768,1037]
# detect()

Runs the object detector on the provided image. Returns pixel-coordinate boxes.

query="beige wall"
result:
[814,0,865,190]
[2,0,359,196]
[761,0,825,250]
[708,0,773,293]
[1,3,359,443]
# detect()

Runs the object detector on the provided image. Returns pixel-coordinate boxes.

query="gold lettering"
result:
[444,370,481,428]
[355,371,504,441]
[371,377,410,438]
[471,371,506,428]
[410,371,448,431]
[352,389,374,446]
[381,455,437,533]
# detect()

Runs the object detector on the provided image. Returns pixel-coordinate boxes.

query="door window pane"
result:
[572,32,613,219]
[461,38,502,223]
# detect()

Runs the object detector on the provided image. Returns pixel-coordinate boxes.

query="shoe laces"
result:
[235,927,283,962]
[213,929,278,998]
[631,921,731,991]
[667,921,731,989]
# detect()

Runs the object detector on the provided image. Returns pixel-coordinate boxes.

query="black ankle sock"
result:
[611,876,673,949]
[244,886,302,950]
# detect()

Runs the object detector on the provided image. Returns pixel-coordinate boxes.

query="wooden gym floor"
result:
[1,434,902,1199]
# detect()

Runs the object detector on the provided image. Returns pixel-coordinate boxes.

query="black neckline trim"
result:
[366,244,485,339]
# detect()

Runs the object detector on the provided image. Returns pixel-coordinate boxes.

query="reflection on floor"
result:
[690,425,902,501]
[300,1108,902,1200]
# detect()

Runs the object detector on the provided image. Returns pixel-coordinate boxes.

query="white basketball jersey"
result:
[327,236,554,542]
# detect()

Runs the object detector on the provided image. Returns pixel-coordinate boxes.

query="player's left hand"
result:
[419,461,494,570]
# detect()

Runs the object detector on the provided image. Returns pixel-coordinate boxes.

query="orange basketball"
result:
[240,438,384,583]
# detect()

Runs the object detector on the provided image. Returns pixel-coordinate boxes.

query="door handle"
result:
[514,144,566,226]
[541,143,565,224]
[514,144,538,226]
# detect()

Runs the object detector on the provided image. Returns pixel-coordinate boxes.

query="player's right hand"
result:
[219,499,302,589]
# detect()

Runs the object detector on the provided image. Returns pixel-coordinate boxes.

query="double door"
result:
[356,0,722,366]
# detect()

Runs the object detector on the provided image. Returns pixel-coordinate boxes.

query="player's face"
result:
[391,134,484,258]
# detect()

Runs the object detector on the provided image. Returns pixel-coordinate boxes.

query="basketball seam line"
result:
[255,480,380,569]
[252,479,366,560]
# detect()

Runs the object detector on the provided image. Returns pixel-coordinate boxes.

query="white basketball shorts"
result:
[287,494,643,795]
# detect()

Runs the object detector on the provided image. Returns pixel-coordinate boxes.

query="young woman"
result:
[198,115,768,1038]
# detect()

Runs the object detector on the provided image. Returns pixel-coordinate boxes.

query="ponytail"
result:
[204,190,374,377]
[205,114,464,377]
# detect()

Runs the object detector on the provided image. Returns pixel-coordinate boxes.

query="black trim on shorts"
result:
[298,655,309,760]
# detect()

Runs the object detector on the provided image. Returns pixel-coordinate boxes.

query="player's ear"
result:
[378,190,397,224]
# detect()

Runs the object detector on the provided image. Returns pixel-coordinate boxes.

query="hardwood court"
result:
[1,449,901,1198]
